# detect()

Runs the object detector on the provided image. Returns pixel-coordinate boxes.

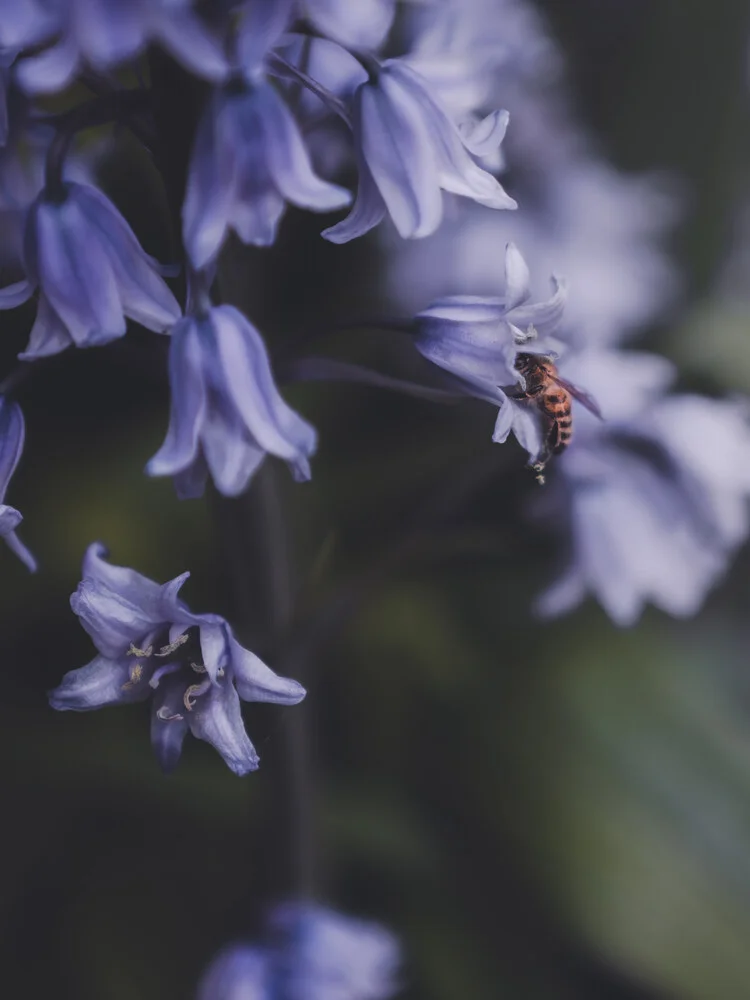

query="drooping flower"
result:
[323,58,516,244]
[536,348,750,626]
[413,242,568,464]
[0,180,181,359]
[197,902,400,1000]
[5,0,228,95]
[146,297,317,498]
[183,72,351,268]
[49,543,305,774]
[0,397,36,572]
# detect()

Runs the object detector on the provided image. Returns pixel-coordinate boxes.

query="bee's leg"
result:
[528,419,555,485]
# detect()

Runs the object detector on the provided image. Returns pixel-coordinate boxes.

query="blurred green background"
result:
[4,2,750,998]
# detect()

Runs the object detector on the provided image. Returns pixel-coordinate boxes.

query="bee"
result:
[513,353,603,484]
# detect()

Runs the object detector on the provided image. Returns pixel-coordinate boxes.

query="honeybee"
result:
[513,353,602,484]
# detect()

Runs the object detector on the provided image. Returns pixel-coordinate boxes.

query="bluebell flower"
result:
[323,58,515,244]
[536,348,750,625]
[183,72,351,267]
[0,181,181,359]
[302,0,396,50]
[49,543,305,774]
[146,300,317,498]
[197,902,400,1000]
[4,0,228,95]
[0,397,36,572]
[414,242,566,463]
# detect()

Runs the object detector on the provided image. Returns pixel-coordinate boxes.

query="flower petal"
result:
[384,62,516,211]
[187,680,260,776]
[503,243,530,311]
[71,183,180,332]
[147,319,208,478]
[154,7,229,83]
[34,194,125,345]
[19,293,72,360]
[197,945,270,1000]
[257,82,351,212]
[0,279,34,309]
[304,0,395,49]
[150,676,189,773]
[360,75,443,239]
[212,306,318,467]
[183,94,237,269]
[228,634,306,705]
[321,156,386,244]
[460,109,510,158]
[16,32,80,94]
[200,403,268,497]
[507,276,566,338]
[49,653,148,710]
[3,525,37,572]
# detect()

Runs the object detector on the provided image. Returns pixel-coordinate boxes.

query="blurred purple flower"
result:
[537,349,750,625]
[302,0,396,50]
[0,398,36,572]
[4,0,228,95]
[197,902,400,1000]
[146,301,317,498]
[323,59,515,244]
[414,242,567,464]
[183,74,350,268]
[0,181,180,359]
[385,1,679,348]
[49,543,305,774]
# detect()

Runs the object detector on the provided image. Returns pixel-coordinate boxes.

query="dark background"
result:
[3,2,750,997]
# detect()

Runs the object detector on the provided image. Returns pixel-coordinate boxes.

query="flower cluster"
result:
[198,902,400,1000]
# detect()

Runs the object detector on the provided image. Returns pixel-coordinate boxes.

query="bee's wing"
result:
[549,373,604,420]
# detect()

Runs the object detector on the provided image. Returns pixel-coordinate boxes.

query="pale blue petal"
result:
[187,680,260,775]
[0,398,25,501]
[155,7,229,83]
[174,455,209,499]
[183,95,237,269]
[49,653,149,710]
[418,296,505,323]
[322,156,386,243]
[200,403,267,496]
[0,279,34,309]
[212,306,318,467]
[303,0,395,49]
[19,293,72,360]
[76,0,144,68]
[197,945,270,1000]
[150,676,189,772]
[507,276,567,337]
[0,504,21,533]
[199,620,229,685]
[491,394,514,443]
[257,82,351,211]
[147,320,208,478]
[361,75,442,238]
[228,633,306,705]
[460,109,510,158]
[503,243,530,311]
[237,0,294,75]
[3,527,37,572]
[71,183,180,331]
[383,62,516,211]
[16,33,80,95]
[34,195,125,345]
